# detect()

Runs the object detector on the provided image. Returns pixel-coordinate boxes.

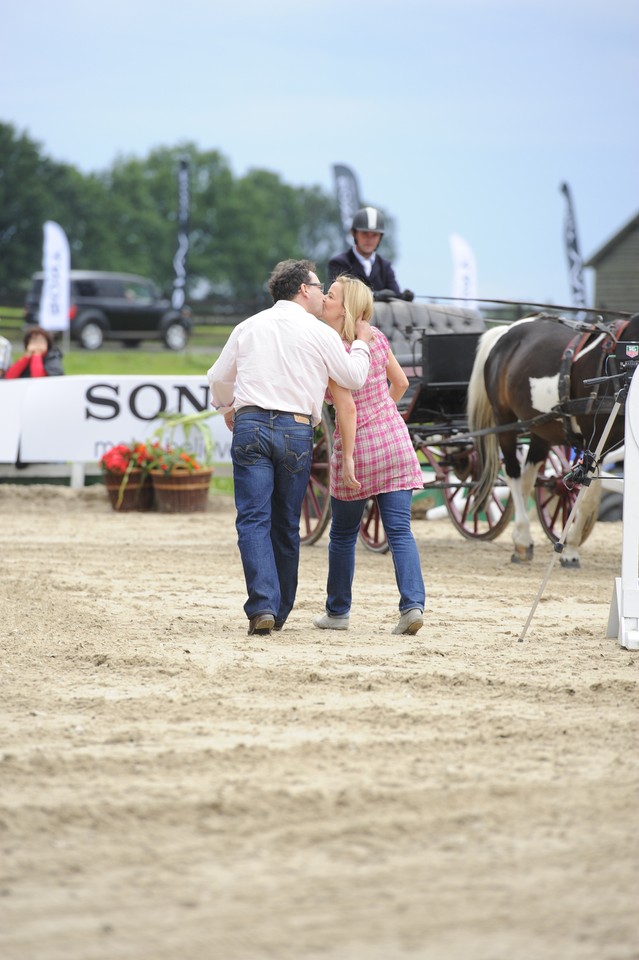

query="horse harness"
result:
[459,316,631,445]
[557,317,630,446]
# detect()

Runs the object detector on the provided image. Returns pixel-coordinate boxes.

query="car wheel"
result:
[78,321,104,350]
[164,322,188,351]
[598,491,623,522]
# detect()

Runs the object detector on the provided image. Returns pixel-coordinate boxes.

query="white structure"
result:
[607,369,639,650]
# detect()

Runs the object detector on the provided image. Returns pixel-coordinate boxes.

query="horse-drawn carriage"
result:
[300,298,634,565]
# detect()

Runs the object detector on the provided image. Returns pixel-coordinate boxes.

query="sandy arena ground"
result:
[1,484,637,960]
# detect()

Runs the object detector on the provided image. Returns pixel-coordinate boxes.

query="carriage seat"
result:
[371,300,486,368]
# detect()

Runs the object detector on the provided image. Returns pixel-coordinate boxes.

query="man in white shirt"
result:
[207,259,373,636]
[0,336,12,377]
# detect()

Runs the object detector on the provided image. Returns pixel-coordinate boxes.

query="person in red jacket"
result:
[5,327,64,379]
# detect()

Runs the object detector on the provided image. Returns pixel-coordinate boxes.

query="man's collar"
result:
[352,247,376,269]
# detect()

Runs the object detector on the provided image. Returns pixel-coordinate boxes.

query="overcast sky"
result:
[2,0,637,307]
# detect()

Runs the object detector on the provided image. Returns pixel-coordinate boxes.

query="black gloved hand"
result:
[402,289,415,302]
[373,288,399,303]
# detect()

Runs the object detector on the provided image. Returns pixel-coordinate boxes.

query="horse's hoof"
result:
[511,545,533,564]
[560,556,581,570]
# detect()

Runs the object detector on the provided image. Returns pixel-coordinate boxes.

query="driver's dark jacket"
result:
[328,249,401,295]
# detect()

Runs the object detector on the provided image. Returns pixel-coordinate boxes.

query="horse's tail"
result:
[467,326,508,510]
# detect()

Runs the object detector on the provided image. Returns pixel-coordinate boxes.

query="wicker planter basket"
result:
[150,468,214,513]
[104,470,155,512]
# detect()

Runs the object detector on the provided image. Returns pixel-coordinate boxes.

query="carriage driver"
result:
[328,206,415,303]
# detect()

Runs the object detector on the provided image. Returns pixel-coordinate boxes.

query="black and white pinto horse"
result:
[467,313,636,566]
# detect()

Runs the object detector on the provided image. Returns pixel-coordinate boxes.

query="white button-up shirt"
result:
[207,300,370,426]
[353,247,375,277]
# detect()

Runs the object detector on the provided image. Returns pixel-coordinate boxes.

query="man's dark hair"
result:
[267,259,316,303]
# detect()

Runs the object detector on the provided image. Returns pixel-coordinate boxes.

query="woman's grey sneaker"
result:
[392,609,423,635]
[313,613,350,630]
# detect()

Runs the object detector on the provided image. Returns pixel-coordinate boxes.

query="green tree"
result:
[0,122,393,306]
[0,122,113,297]
[0,123,52,297]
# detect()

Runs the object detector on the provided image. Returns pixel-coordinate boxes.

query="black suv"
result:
[24,271,192,350]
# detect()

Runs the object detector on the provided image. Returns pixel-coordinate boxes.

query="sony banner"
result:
[39,221,70,332]
[171,157,190,309]
[449,234,478,310]
[560,182,588,310]
[332,164,362,245]
[0,375,232,464]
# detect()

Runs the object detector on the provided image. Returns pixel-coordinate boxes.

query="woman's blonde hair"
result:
[334,275,374,343]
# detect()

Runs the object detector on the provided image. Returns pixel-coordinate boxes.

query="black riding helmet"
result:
[351,206,385,234]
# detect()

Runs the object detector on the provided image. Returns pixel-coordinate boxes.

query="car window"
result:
[75,280,98,297]
[123,280,155,303]
[95,279,124,298]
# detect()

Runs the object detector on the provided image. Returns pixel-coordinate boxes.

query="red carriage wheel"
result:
[535,445,598,546]
[358,497,390,554]
[300,405,333,545]
[419,443,513,541]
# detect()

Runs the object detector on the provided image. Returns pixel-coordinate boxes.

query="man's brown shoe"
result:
[248,614,275,636]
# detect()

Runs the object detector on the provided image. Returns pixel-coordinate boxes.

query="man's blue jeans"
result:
[326,490,425,617]
[232,410,313,624]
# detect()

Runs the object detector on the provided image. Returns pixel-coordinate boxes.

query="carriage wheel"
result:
[535,446,599,546]
[420,443,514,541]
[358,497,390,554]
[300,405,333,545]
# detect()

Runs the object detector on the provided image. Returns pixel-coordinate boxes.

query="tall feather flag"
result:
[172,157,190,309]
[332,164,362,246]
[39,221,70,332]
[560,182,587,310]
[449,234,478,309]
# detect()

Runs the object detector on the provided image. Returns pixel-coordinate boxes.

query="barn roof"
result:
[585,209,639,266]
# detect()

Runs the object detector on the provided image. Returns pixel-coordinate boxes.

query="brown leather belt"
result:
[235,405,311,421]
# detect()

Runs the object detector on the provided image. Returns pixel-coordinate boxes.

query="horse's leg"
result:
[561,480,602,569]
[499,432,534,563]
[507,435,549,563]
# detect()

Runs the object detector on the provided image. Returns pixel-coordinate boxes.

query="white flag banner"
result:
[39,220,70,332]
[449,234,478,309]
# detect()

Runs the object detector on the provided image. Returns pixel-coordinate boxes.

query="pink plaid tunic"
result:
[329,328,423,501]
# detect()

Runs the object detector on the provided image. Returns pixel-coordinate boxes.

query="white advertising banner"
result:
[449,233,478,310]
[0,380,28,460]
[0,375,232,464]
[39,221,71,332]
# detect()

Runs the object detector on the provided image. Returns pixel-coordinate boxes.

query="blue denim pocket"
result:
[232,425,262,466]
[283,431,313,474]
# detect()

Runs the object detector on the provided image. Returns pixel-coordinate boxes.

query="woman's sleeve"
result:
[29,354,47,378]
[4,356,31,379]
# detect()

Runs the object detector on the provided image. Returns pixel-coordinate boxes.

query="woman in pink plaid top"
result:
[313,276,425,636]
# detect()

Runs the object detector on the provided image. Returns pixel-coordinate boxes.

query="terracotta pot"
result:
[150,468,214,513]
[104,470,155,512]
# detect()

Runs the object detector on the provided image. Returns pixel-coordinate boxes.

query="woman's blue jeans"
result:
[232,410,313,624]
[326,490,425,617]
